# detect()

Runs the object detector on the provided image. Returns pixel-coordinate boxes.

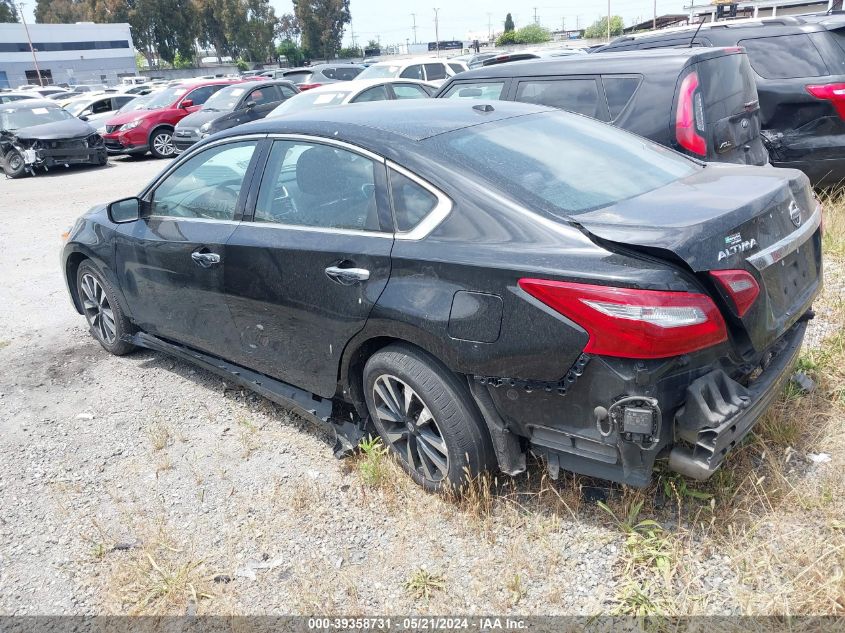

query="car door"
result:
[113,139,262,355]
[223,137,394,397]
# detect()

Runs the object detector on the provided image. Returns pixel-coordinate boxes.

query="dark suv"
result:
[596,15,845,186]
[435,47,768,166]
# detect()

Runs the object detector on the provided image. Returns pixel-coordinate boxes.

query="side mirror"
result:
[245,100,256,109]
[79,115,89,121]
[108,197,142,223]
[180,99,194,109]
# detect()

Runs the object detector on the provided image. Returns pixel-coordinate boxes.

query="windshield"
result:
[0,104,74,131]
[269,90,352,117]
[140,86,187,110]
[118,93,153,113]
[65,100,93,116]
[357,64,402,79]
[202,84,248,111]
[433,111,697,216]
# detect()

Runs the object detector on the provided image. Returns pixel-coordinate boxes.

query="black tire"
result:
[149,128,176,159]
[96,152,108,167]
[363,344,495,491]
[76,261,135,356]
[3,150,27,178]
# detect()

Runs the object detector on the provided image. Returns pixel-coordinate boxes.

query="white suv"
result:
[357,57,457,86]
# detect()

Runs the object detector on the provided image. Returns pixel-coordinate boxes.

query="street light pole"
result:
[433,8,440,57]
[18,2,44,86]
[411,13,417,44]
[607,0,611,42]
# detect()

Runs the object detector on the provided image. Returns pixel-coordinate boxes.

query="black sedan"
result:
[61,101,822,490]
[173,80,300,153]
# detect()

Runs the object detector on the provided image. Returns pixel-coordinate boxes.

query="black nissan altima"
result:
[61,100,822,490]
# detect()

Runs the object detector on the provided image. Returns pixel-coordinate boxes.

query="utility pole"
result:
[411,13,417,44]
[487,12,492,41]
[607,0,611,41]
[653,0,657,29]
[433,8,440,57]
[18,2,43,87]
[533,7,539,24]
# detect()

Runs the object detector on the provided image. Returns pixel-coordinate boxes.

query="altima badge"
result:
[718,232,758,262]
[789,200,802,228]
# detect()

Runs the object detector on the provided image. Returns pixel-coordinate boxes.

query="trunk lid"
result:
[575,164,822,351]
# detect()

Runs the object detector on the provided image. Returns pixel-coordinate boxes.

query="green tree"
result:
[35,0,89,23]
[504,12,514,32]
[584,15,624,39]
[495,30,516,46]
[277,39,305,65]
[0,0,19,21]
[337,45,361,59]
[294,0,351,60]
[513,23,550,44]
[276,12,300,43]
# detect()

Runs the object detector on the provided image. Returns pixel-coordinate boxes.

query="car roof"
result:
[450,47,736,80]
[0,98,62,110]
[226,99,552,143]
[367,57,450,67]
[304,78,435,94]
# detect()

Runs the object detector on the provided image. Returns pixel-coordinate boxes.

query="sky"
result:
[18,0,691,47]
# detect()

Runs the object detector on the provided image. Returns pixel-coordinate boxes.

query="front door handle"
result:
[191,251,221,268]
[325,265,370,285]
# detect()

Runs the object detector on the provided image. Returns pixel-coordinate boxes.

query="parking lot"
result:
[1,155,844,617]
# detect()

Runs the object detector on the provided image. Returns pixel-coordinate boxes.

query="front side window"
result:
[515,78,605,119]
[90,98,112,114]
[424,63,447,81]
[390,170,438,231]
[185,84,222,106]
[150,141,257,220]
[255,140,381,232]
[441,81,505,100]
[247,86,279,106]
[351,84,390,103]
[400,65,424,80]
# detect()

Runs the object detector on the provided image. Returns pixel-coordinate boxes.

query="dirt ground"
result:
[0,158,842,620]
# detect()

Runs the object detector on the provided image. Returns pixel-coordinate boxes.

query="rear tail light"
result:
[806,83,845,119]
[518,279,727,359]
[710,269,760,317]
[675,71,707,156]
[297,83,323,91]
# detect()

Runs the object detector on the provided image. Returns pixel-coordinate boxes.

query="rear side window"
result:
[392,83,430,99]
[351,84,390,103]
[515,79,606,120]
[828,26,845,54]
[424,63,447,81]
[739,35,828,79]
[448,63,464,74]
[390,170,438,231]
[400,65,424,80]
[441,82,505,99]
[601,75,641,120]
[335,67,362,80]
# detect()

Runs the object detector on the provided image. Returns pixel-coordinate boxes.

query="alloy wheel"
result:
[152,132,174,157]
[372,374,450,482]
[80,273,116,344]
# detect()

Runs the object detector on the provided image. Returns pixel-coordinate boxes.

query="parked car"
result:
[0,92,39,104]
[174,80,299,152]
[356,58,459,86]
[436,48,769,166]
[17,86,70,99]
[451,52,498,69]
[267,79,436,118]
[62,100,821,490]
[1,99,107,177]
[262,64,364,90]
[64,93,137,126]
[101,78,242,158]
[481,47,587,67]
[594,14,845,185]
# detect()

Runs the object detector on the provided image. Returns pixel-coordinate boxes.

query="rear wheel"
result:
[76,261,135,356]
[363,344,495,491]
[3,150,27,178]
[149,129,175,159]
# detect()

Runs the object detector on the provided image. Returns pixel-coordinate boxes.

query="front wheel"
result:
[149,129,175,159]
[3,150,27,178]
[76,261,135,356]
[363,344,495,491]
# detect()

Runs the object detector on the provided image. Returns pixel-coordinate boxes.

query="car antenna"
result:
[688,17,706,48]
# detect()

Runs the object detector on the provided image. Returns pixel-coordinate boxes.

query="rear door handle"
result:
[191,251,221,268]
[324,265,370,285]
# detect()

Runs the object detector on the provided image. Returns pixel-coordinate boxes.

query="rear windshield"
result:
[739,34,828,79]
[432,111,697,216]
[358,65,402,79]
[268,89,352,117]
[697,52,758,117]
[284,71,313,84]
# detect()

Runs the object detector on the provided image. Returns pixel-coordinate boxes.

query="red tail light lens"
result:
[710,270,760,317]
[806,83,845,119]
[675,71,707,156]
[518,279,727,359]
[297,83,323,91]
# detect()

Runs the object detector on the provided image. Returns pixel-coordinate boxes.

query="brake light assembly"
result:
[709,269,760,317]
[805,83,845,120]
[297,83,323,91]
[518,279,727,359]
[675,71,707,156]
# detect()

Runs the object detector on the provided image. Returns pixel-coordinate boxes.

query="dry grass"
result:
[405,568,446,601]
[146,420,172,452]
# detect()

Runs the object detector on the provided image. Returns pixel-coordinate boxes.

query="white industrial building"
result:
[0,22,136,89]
[685,0,840,22]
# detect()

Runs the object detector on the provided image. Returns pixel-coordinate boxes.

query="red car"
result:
[102,79,242,158]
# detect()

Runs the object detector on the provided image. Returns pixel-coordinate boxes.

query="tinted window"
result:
[424,63,447,81]
[390,170,438,231]
[602,76,641,120]
[185,84,222,106]
[322,67,337,79]
[112,95,134,109]
[151,141,257,220]
[448,63,465,74]
[400,65,424,80]
[280,85,297,98]
[739,35,828,79]
[284,71,313,84]
[255,141,380,231]
[351,84,390,102]
[90,98,112,114]
[392,83,430,99]
[334,67,362,80]
[247,86,278,106]
[515,79,605,119]
[441,82,505,99]
[434,112,696,216]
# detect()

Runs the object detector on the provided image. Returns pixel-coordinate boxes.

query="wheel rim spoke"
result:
[80,273,115,344]
[417,436,448,477]
[418,427,447,456]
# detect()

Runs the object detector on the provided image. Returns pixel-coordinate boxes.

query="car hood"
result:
[176,109,225,131]
[13,116,96,140]
[104,109,159,127]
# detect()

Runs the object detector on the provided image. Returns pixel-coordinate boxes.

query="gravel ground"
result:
[0,159,835,616]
